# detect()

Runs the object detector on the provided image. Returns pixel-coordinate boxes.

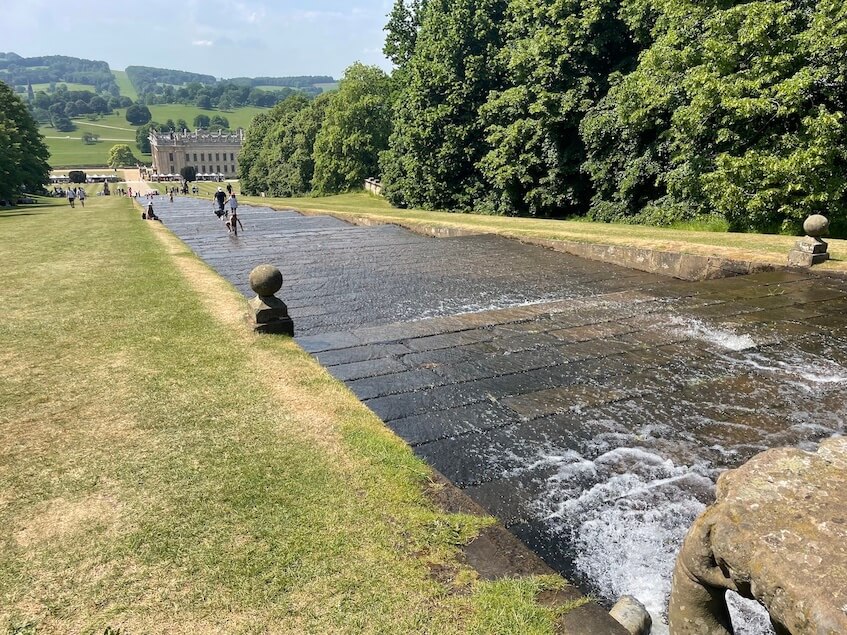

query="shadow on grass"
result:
[0,211,50,219]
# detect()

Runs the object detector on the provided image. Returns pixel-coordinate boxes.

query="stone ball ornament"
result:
[803,214,829,238]
[249,264,283,297]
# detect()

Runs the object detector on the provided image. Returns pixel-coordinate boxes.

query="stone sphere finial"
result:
[249,264,283,297]
[804,214,830,238]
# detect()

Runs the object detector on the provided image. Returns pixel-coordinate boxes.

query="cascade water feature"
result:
[521,318,847,633]
[155,196,847,634]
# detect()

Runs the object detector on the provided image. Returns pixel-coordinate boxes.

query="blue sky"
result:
[4,0,395,79]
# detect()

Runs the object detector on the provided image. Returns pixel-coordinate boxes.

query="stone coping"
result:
[294,210,780,281]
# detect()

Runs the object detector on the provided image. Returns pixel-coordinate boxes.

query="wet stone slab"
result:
[156,196,847,631]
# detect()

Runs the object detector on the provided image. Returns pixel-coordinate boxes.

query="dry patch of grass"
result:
[13,494,123,549]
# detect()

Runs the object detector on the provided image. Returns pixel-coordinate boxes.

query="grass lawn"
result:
[199,188,845,273]
[0,194,569,633]
[147,104,266,130]
[111,70,138,101]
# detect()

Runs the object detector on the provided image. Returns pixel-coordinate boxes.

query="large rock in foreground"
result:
[669,437,847,635]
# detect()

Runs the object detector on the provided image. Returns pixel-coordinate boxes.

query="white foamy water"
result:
[411,293,567,320]
[671,316,757,351]
[536,446,775,634]
[735,350,847,389]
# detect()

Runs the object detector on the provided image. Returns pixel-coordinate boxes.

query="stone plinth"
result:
[669,437,847,635]
[248,265,294,336]
[788,236,830,267]
[788,215,830,267]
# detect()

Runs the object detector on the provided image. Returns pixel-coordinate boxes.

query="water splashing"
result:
[671,316,757,351]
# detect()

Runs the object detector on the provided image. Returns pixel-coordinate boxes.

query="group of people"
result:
[137,182,243,235]
[64,187,86,208]
[213,185,242,235]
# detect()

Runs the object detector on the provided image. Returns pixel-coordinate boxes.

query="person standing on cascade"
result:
[67,187,76,208]
[213,187,227,220]
[78,187,86,208]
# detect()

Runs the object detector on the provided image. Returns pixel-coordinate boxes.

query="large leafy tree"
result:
[107,144,139,168]
[480,0,641,217]
[0,80,50,201]
[312,63,393,195]
[384,0,430,67]
[270,93,334,197]
[582,0,847,232]
[380,0,509,210]
[239,94,311,195]
[125,103,152,125]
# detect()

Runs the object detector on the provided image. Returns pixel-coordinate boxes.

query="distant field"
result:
[147,104,266,129]
[31,81,95,93]
[41,105,266,167]
[254,82,339,93]
[111,70,138,100]
[38,137,143,168]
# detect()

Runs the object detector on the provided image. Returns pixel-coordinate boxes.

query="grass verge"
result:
[174,186,847,273]
[0,195,570,633]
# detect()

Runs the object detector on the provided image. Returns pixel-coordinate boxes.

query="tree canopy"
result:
[312,63,393,195]
[107,143,138,168]
[125,103,152,125]
[0,80,50,201]
[235,0,847,234]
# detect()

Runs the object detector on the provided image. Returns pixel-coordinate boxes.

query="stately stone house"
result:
[149,129,245,178]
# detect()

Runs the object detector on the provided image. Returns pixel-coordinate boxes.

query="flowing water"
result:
[156,196,847,633]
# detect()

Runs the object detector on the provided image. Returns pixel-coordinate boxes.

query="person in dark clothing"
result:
[213,187,227,218]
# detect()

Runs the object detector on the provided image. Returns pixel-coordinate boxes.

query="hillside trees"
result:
[264,93,334,197]
[234,0,847,233]
[380,0,509,210]
[480,0,641,216]
[239,96,309,195]
[0,80,50,201]
[312,63,393,194]
[582,0,847,231]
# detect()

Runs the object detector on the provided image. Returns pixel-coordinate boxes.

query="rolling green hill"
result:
[111,70,138,100]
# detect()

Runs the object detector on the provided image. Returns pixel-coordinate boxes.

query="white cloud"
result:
[192,39,214,47]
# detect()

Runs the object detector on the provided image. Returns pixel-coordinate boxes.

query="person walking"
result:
[227,192,243,235]
[213,187,227,219]
[77,187,85,208]
[67,187,76,208]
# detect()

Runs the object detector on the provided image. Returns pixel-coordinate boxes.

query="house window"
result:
[168,152,174,161]
[215,153,220,161]
[202,165,206,173]
[231,164,236,173]
[230,153,234,161]
[217,165,221,173]
[223,164,228,173]
[201,153,206,161]
[193,153,197,161]
[185,153,190,162]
